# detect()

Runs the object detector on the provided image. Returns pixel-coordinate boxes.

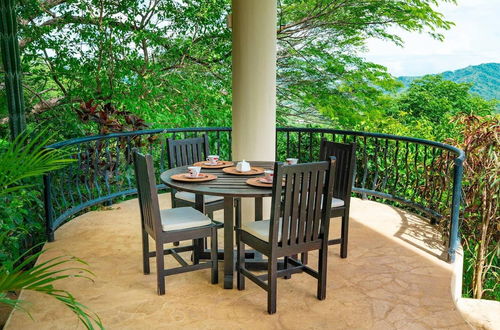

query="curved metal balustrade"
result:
[43,127,464,262]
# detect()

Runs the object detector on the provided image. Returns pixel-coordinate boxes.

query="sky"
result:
[364,0,500,77]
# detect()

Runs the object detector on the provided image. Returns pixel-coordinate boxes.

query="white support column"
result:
[232,0,276,161]
[232,0,277,222]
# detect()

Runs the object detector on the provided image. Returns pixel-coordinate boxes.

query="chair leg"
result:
[301,252,309,265]
[192,239,200,265]
[267,257,278,314]
[156,243,165,295]
[340,211,350,258]
[171,198,180,247]
[205,212,214,249]
[236,232,245,290]
[142,227,150,275]
[317,245,328,300]
[283,256,291,280]
[210,228,218,284]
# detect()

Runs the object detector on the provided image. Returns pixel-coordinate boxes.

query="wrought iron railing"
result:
[43,127,464,262]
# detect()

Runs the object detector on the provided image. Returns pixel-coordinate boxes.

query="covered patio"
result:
[6,196,469,329]
[1,0,477,328]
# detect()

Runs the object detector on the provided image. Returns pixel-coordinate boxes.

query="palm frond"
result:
[0,128,75,196]
[0,247,104,329]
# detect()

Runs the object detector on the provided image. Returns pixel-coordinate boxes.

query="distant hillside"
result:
[398,63,500,101]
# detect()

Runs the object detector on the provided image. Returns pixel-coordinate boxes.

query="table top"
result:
[160,161,275,198]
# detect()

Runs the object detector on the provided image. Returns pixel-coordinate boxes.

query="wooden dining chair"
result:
[166,135,225,216]
[319,139,356,258]
[236,158,337,314]
[133,150,219,295]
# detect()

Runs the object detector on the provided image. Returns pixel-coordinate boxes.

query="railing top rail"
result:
[46,127,232,149]
[46,126,464,161]
[277,127,465,161]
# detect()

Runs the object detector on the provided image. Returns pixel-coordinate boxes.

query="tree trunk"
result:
[0,0,26,139]
[473,189,489,299]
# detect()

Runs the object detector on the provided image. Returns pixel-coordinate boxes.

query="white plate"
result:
[203,162,221,166]
[258,178,273,184]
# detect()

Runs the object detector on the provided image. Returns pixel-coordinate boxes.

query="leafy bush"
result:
[448,115,499,300]
[0,188,44,264]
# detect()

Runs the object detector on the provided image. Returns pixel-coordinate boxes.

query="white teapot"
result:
[236,160,251,172]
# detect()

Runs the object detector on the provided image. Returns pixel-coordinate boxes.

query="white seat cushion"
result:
[175,191,223,204]
[241,219,277,243]
[331,198,345,208]
[160,207,212,231]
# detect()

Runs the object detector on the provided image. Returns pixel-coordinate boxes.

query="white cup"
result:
[286,158,298,165]
[264,170,274,183]
[187,166,201,178]
[207,155,219,165]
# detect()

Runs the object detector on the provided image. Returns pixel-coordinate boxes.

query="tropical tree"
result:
[0,0,26,138]
[0,0,458,135]
[396,75,495,122]
[383,76,497,141]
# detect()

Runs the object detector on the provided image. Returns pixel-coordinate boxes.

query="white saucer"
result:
[258,178,273,184]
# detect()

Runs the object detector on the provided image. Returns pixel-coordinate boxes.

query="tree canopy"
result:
[1,0,459,138]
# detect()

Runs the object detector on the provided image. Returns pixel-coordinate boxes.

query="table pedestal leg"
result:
[253,197,264,261]
[255,197,263,221]
[194,194,205,262]
[223,196,234,289]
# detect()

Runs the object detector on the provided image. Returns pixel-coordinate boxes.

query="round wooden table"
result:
[160,161,274,289]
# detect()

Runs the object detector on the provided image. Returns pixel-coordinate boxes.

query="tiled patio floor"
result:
[6,196,470,329]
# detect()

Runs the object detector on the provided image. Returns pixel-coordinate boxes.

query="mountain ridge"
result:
[398,63,500,101]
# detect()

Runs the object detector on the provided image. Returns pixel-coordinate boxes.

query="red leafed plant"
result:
[76,100,148,135]
[75,101,155,185]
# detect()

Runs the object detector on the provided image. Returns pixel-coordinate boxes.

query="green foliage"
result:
[324,75,497,142]
[448,115,499,300]
[395,75,495,123]
[0,188,43,264]
[0,129,74,264]
[0,129,75,195]
[0,241,104,329]
[14,0,232,137]
[3,0,456,137]
[399,63,500,104]
[0,130,102,328]
[463,240,499,301]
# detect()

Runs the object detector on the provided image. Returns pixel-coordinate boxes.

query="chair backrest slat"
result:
[297,170,310,243]
[304,168,318,241]
[319,139,356,202]
[288,172,302,245]
[269,159,336,247]
[133,151,162,236]
[167,135,210,168]
[311,169,326,241]
[280,173,293,245]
